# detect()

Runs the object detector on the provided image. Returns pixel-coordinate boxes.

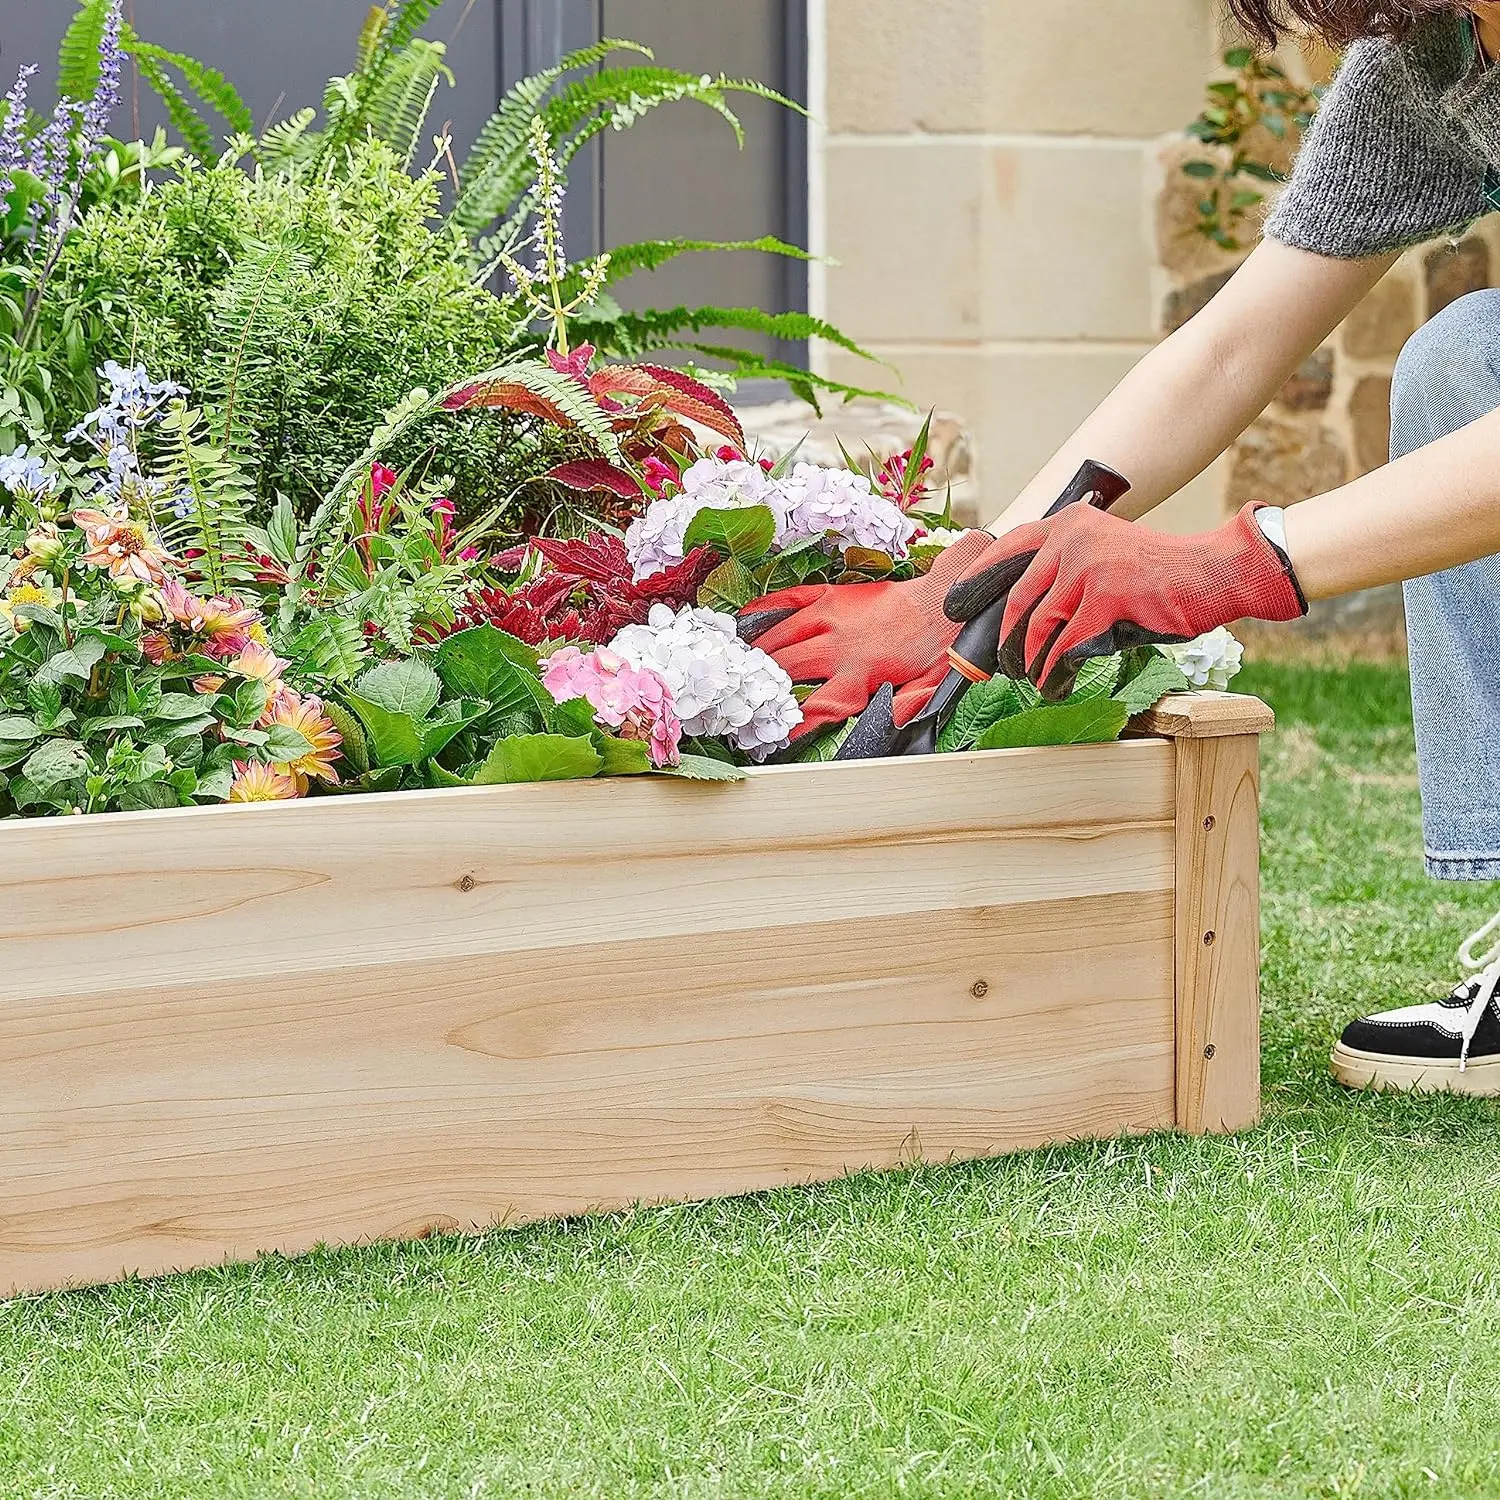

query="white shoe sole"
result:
[1330,1041,1500,1096]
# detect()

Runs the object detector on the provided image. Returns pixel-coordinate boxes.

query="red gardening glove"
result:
[738,530,997,739]
[943,502,1306,700]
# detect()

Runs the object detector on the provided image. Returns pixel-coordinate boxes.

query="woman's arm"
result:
[988,238,1396,533]
[1284,409,1500,596]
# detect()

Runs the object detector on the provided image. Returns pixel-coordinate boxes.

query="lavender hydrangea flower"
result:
[624,457,782,582]
[610,603,803,760]
[776,463,917,559]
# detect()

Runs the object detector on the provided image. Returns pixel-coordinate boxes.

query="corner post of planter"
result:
[1134,691,1275,1135]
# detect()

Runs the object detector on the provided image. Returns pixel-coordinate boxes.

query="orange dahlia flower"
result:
[228,761,303,803]
[72,506,176,586]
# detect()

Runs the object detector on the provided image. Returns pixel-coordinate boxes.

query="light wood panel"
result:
[0,895,1174,1295]
[0,740,1175,1003]
[1172,733,1263,1133]
[1134,690,1275,740]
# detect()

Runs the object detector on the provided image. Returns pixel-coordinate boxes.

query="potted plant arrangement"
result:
[0,1,1273,1295]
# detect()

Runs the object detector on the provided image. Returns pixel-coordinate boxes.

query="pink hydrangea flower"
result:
[541,645,682,768]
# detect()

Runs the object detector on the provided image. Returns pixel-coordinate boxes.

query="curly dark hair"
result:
[1226,0,1465,47]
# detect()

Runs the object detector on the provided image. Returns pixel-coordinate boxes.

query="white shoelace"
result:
[1454,911,1500,1071]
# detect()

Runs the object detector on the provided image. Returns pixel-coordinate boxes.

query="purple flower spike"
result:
[79,0,124,169]
[0,64,38,204]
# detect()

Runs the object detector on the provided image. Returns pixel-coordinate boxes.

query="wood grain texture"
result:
[1134,691,1275,740]
[1172,734,1263,1133]
[0,740,1183,1295]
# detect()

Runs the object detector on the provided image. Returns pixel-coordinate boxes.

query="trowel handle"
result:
[945,459,1131,683]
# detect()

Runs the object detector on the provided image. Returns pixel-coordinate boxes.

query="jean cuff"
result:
[1426,850,1500,881]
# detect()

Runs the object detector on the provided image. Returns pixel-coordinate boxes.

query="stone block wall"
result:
[809,0,1224,528]
[810,2,1500,579]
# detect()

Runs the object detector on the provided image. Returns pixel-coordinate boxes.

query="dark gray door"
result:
[0,1,499,163]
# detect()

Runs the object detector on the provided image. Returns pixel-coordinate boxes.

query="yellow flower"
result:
[265,688,342,792]
[0,582,62,633]
[228,760,303,803]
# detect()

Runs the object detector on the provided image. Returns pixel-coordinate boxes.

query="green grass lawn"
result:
[5,662,1500,1499]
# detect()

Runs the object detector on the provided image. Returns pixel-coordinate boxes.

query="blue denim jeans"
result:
[1392,289,1500,880]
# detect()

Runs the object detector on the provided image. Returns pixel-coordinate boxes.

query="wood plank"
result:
[1172,734,1263,1133]
[0,739,1174,1002]
[0,895,1175,1295]
[1134,691,1275,740]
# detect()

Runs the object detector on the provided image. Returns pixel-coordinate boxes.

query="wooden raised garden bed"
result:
[0,690,1272,1297]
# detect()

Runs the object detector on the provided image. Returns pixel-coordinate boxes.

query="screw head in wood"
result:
[971,981,989,998]
[457,874,476,893]
[1203,1044,1216,1060]
[1203,815,1216,831]
[1203,930,1216,946]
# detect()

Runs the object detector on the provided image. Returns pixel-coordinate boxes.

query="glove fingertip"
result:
[736,607,796,644]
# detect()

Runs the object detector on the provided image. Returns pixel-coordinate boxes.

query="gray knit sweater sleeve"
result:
[1265,38,1487,258]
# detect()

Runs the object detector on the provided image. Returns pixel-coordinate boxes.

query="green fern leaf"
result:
[130,54,216,160]
[363,38,452,166]
[257,108,320,173]
[122,31,255,138]
[155,403,255,596]
[288,614,371,685]
[572,235,814,291]
[451,41,653,238]
[57,0,108,103]
[575,304,872,361]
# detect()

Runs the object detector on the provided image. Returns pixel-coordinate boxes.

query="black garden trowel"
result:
[834,459,1131,761]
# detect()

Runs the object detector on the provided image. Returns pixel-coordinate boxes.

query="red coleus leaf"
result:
[589,363,745,448]
[531,532,632,585]
[628,364,744,447]
[546,459,642,499]
[442,379,575,428]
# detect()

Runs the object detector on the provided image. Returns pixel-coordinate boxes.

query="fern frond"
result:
[203,236,310,457]
[57,0,108,103]
[441,361,622,457]
[256,109,320,173]
[122,31,255,139]
[543,68,763,162]
[373,0,446,69]
[288,612,371,684]
[451,40,652,239]
[130,54,216,161]
[354,4,389,73]
[364,38,452,166]
[573,305,874,362]
[570,236,814,295]
[156,403,256,595]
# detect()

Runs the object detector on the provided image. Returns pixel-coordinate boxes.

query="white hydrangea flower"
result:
[610,603,803,760]
[777,462,916,559]
[625,456,781,581]
[919,526,971,550]
[1162,627,1245,691]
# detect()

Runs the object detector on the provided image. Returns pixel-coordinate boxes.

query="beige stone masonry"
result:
[813,0,1223,528]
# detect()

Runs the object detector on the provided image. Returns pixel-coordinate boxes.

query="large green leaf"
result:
[344,694,427,769]
[596,735,653,776]
[261,724,316,764]
[36,636,107,686]
[419,701,486,761]
[0,716,40,744]
[434,626,549,723]
[472,733,603,785]
[22,739,91,790]
[354,660,443,718]
[1112,650,1192,715]
[682,505,777,566]
[699,557,761,612]
[658,754,749,782]
[1066,654,1123,703]
[938,677,1023,754]
[974,699,1130,751]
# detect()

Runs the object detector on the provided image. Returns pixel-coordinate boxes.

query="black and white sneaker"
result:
[1332,912,1500,1095]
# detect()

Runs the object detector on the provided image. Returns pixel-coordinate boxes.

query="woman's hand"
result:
[738,530,998,739]
[945,504,1306,699]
